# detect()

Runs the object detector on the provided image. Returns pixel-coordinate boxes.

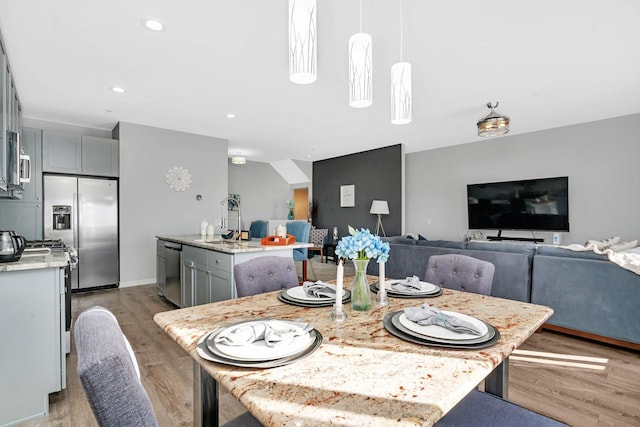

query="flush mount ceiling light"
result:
[231,156,246,165]
[110,86,126,93]
[391,0,411,125]
[477,102,510,137]
[142,19,164,32]
[226,113,236,119]
[288,0,317,84]
[349,0,372,108]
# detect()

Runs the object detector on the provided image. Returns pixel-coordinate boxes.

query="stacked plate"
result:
[278,286,351,307]
[371,279,442,298]
[196,318,323,368]
[383,310,500,349]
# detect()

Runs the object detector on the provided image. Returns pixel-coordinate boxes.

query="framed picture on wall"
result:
[340,185,355,207]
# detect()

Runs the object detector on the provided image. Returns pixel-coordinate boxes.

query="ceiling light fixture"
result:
[288,0,317,84]
[349,0,372,108]
[391,0,411,125]
[110,86,126,93]
[231,156,246,165]
[143,19,164,32]
[226,113,236,119]
[477,102,510,137]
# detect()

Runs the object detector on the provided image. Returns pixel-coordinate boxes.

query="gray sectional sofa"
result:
[367,237,640,348]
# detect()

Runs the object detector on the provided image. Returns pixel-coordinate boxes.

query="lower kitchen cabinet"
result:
[181,245,233,307]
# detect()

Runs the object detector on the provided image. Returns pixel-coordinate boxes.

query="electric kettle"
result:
[0,230,27,263]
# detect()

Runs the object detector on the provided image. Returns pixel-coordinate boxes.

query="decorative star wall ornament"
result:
[165,166,192,191]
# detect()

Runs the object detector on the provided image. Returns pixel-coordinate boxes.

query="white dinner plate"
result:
[386,280,439,294]
[208,320,314,361]
[398,311,488,341]
[286,285,345,301]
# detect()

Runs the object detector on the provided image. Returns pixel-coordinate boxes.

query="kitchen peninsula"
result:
[0,251,68,426]
[156,235,312,308]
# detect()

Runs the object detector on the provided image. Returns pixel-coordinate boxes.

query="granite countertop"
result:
[154,283,554,426]
[157,234,313,254]
[0,251,70,272]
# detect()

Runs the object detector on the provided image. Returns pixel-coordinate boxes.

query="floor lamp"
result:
[370,200,389,237]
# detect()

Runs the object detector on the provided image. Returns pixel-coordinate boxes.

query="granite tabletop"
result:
[154,280,553,426]
[0,250,69,272]
[157,234,313,254]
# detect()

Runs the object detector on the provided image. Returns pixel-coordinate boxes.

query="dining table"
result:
[153,277,553,426]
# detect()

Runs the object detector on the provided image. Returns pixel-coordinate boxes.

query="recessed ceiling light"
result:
[143,19,164,31]
[111,86,126,93]
[226,113,236,119]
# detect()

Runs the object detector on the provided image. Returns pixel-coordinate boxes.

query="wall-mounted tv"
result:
[467,176,569,232]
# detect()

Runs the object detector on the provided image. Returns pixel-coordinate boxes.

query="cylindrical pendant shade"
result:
[391,62,412,124]
[349,33,373,108]
[289,0,317,84]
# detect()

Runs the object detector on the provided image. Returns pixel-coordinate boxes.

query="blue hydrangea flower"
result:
[335,226,390,263]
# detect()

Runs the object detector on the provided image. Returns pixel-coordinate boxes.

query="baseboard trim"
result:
[542,324,640,351]
[119,279,155,288]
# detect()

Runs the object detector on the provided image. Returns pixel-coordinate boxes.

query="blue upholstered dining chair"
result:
[424,254,495,295]
[75,306,262,427]
[234,256,299,297]
[249,220,268,239]
[286,221,312,282]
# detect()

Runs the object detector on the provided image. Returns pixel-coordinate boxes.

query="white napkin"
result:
[214,320,312,348]
[303,281,337,298]
[389,275,423,293]
[404,304,483,335]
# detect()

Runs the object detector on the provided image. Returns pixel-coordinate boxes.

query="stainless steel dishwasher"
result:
[158,240,182,307]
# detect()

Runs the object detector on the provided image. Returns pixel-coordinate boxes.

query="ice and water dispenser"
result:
[53,205,71,230]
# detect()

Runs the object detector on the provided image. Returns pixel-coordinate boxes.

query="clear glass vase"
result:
[351,259,371,311]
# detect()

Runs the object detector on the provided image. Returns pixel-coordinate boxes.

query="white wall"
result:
[406,113,640,245]
[228,160,294,229]
[118,122,228,286]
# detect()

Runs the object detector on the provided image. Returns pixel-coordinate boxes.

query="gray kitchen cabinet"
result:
[42,131,81,174]
[0,44,6,190]
[81,135,118,176]
[0,266,66,425]
[16,127,43,203]
[42,132,119,176]
[180,245,234,307]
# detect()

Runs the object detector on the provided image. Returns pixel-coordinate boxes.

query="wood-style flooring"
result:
[17,259,640,427]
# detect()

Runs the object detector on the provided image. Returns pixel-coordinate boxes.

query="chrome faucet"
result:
[220,197,242,240]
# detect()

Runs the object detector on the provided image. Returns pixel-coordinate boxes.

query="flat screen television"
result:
[467,176,569,232]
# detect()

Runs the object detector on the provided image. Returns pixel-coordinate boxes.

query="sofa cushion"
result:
[536,246,608,261]
[382,235,418,245]
[467,241,536,256]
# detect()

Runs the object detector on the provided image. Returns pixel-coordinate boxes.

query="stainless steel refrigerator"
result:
[44,175,119,290]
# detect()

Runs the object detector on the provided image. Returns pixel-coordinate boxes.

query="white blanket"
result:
[561,243,640,275]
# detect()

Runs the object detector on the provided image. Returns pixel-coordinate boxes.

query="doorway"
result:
[293,188,309,220]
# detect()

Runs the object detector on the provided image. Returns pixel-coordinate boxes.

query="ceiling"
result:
[1,0,639,163]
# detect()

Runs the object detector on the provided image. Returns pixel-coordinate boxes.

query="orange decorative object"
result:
[261,234,297,246]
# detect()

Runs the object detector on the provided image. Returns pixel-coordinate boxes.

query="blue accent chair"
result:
[286,221,311,282]
[249,220,268,239]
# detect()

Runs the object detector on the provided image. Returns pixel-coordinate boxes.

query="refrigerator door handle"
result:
[75,192,81,249]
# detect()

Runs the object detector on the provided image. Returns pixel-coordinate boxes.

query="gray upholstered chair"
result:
[249,220,268,239]
[76,306,262,427]
[286,221,312,281]
[425,254,495,295]
[434,389,567,426]
[234,256,300,297]
[75,306,159,427]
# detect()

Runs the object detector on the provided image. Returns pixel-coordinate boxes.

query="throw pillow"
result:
[418,234,428,240]
[610,240,638,252]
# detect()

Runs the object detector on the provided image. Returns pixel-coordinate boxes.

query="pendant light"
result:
[477,102,510,137]
[391,0,411,124]
[289,0,317,84]
[349,0,372,108]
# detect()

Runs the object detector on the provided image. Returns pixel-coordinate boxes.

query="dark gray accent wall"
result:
[313,144,402,238]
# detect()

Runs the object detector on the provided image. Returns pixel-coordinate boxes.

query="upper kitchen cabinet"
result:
[42,132,119,177]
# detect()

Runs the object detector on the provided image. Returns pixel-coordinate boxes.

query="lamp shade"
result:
[391,62,412,124]
[349,32,373,108]
[370,200,389,215]
[477,102,510,137]
[289,0,317,84]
